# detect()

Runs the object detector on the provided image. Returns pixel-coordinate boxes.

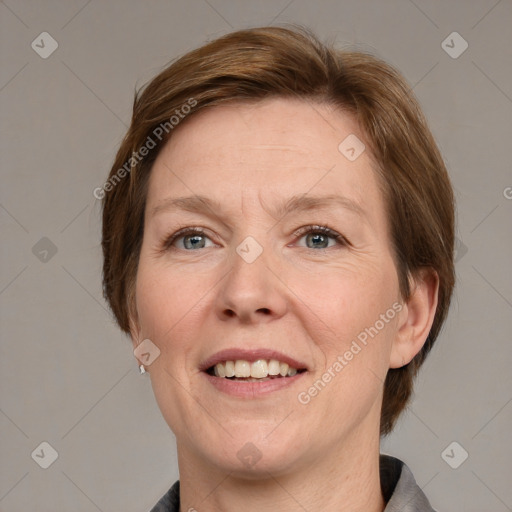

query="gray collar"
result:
[150,454,437,511]
[380,454,437,511]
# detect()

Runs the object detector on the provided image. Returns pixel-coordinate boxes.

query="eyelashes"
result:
[161,226,213,252]
[293,225,349,249]
[158,224,350,253]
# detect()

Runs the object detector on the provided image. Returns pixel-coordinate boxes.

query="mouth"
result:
[204,359,308,381]
[199,349,309,397]
[201,357,308,398]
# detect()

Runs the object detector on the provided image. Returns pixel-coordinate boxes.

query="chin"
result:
[204,433,303,477]
[221,451,300,480]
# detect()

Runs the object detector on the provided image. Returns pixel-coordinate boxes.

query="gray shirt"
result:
[149,454,437,511]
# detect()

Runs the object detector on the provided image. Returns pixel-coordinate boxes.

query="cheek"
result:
[134,256,219,367]
[134,262,207,435]
[135,268,169,336]
[135,262,189,346]
[291,255,398,331]
[290,255,399,390]
[298,269,398,431]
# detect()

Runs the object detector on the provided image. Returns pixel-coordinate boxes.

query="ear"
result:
[389,268,439,368]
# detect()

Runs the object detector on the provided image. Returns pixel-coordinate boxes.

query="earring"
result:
[139,364,146,374]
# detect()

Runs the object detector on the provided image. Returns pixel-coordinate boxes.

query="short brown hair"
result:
[101,25,455,436]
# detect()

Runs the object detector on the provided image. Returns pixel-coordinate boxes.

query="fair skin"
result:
[130,97,438,512]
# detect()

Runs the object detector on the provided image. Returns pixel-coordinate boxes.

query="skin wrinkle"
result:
[130,97,437,512]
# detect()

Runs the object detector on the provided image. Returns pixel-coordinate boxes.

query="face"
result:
[132,97,404,477]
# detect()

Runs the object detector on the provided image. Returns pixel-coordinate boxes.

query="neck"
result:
[176,427,385,512]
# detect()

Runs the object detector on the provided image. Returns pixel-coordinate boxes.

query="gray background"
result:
[1,1,511,511]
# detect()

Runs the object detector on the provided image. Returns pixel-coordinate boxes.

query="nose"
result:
[215,243,288,324]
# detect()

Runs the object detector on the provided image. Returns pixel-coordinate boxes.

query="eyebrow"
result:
[150,193,366,221]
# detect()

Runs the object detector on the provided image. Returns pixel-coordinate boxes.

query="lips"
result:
[203,369,306,398]
[199,348,309,373]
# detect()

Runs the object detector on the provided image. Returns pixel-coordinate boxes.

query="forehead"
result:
[145,97,385,225]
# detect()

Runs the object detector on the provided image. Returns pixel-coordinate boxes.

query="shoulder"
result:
[380,454,439,512]
[149,480,180,512]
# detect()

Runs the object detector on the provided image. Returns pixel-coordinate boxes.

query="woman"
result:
[100,25,454,512]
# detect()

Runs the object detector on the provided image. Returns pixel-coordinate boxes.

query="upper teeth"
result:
[213,359,299,378]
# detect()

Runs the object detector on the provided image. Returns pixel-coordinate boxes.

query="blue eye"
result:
[161,225,348,252]
[164,227,215,250]
[294,225,347,249]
